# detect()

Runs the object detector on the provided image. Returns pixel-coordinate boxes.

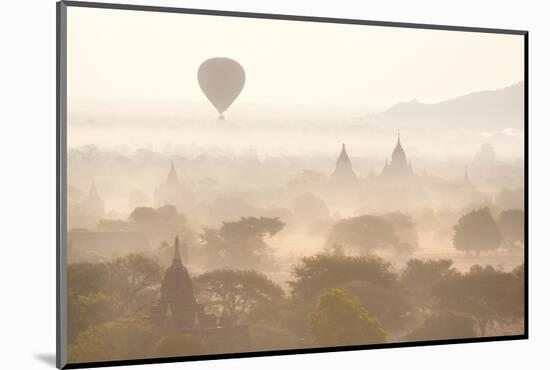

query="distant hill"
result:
[365,82,524,129]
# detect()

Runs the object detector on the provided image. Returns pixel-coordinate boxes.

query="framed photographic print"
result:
[57,1,528,368]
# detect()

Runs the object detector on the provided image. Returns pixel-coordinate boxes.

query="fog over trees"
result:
[66,132,524,362]
[63,7,526,362]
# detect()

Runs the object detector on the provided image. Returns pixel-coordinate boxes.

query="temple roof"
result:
[159,236,195,307]
[392,130,405,156]
[166,161,179,185]
[336,143,352,166]
[330,143,358,184]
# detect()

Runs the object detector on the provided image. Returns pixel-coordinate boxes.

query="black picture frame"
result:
[56,1,529,368]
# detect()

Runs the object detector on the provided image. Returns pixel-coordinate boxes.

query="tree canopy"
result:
[129,205,195,247]
[200,217,284,269]
[453,208,501,255]
[194,269,284,324]
[308,289,386,346]
[289,253,398,303]
[337,280,413,332]
[67,254,163,342]
[68,318,159,363]
[109,254,163,313]
[68,292,124,343]
[432,265,523,336]
[382,212,419,254]
[400,259,456,304]
[327,215,397,253]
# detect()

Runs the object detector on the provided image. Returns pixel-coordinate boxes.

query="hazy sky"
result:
[67,6,524,117]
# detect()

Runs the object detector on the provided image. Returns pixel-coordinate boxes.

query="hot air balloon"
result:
[197,57,245,120]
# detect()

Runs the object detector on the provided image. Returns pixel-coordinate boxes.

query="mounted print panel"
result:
[57,1,527,368]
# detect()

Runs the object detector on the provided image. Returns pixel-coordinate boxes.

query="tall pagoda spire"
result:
[172,236,182,264]
[330,143,358,186]
[166,160,179,185]
[395,129,404,151]
[85,182,103,206]
[337,143,351,165]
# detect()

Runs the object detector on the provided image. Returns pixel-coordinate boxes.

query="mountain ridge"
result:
[365,82,524,129]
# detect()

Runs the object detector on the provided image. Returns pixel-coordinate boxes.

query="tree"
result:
[68,292,124,343]
[497,209,525,248]
[152,334,206,358]
[337,280,413,333]
[68,262,110,297]
[67,255,162,341]
[432,265,523,336]
[404,311,476,341]
[200,217,284,269]
[308,289,385,346]
[292,192,330,222]
[194,269,284,324]
[400,259,456,304]
[129,205,195,247]
[453,208,501,255]
[326,215,397,254]
[382,212,419,254]
[68,318,159,363]
[289,253,398,303]
[109,254,163,313]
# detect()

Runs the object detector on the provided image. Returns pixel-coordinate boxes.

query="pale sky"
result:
[67,6,524,117]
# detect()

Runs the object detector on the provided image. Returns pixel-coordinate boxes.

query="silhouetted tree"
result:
[194,269,284,324]
[68,262,110,297]
[498,209,525,248]
[432,265,523,336]
[382,212,419,254]
[453,208,501,255]
[338,280,413,333]
[308,289,385,346]
[129,205,195,247]
[323,242,346,257]
[400,259,456,304]
[404,311,476,341]
[109,254,163,313]
[68,318,158,363]
[326,215,397,254]
[292,192,330,222]
[200,217,284,269]
[68,292,124,343]
[289,253,398,303]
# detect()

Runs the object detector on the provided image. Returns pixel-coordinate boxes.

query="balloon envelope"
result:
[197,58,245,119]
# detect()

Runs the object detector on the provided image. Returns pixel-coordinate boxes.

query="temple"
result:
[69,183,105,229]
[329,143,358,187]
[82,183,105,218]
[154,161,194,213]
[148,236,204,328]
[147,237,250,353]
[379,131,415,182]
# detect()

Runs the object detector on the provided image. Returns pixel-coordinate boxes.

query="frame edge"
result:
[57,1,68,369]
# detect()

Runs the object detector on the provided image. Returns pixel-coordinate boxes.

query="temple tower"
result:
[329,143,358,186]
[148,236,201,329]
